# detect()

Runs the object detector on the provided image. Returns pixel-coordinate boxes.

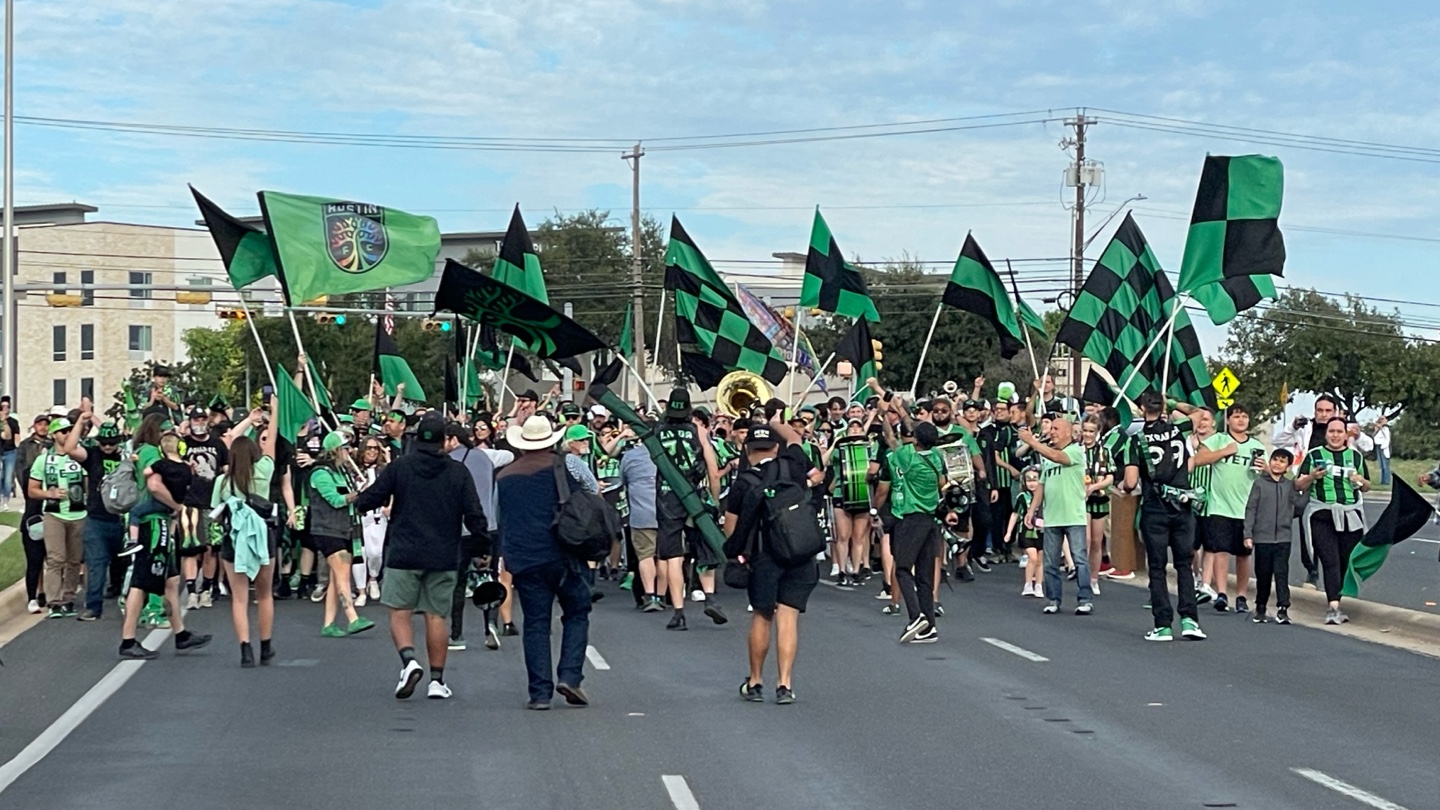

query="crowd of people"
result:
[0,360,1413,706]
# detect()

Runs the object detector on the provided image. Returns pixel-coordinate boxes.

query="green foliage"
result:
[181,323,245,403]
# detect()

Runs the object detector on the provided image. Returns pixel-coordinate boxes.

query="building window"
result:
[80,377,94,401]
[53,379,66,407]
[80,324,94,360]
[52,325,66,362]
[129,271,152,308]
[53,271,67,294]
[81,270,94,307]
[127,324,152,362]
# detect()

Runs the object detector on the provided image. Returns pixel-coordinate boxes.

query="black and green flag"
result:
[374,320,426,402]
[1176,155,1285,295]
[274,364,317,443]
[1191,273,1277,326]
[833,316,877,400]
[433,259,605,359]
[492,204,548,303]
[1161,292,1217,409]
[258,191,441,306]
[664,217,787,388]
[801,208,880,322]
[1343,477,1435,597]
[941,234,1026,360]
[191,186,276,290]
[1081,369,1117,408]
[618,301,634,357]
[475,323,539,382]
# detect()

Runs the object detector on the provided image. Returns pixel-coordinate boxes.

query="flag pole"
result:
[616,352,661,406]
[1159,297,1180,398]
[789,351,836,411]
[234,297,278,393]
[649,287,666,406]
[1005,260,1042,385]
[1115,295,1187,401]
[284,309,342,433]
[786,308,805,403]
[909,300,944,398]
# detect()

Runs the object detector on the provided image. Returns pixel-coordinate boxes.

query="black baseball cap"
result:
[664,388,691,420]
[745,424,778,449]
[558,401,582,418]
[187,408,207,420]
[517,389,540,403]
[962,399,984,412]
[415,412,446,446]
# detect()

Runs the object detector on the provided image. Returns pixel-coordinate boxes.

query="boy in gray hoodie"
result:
[1244,448,1309,624]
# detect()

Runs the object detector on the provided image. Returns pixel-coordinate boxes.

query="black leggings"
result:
[1308,515,1361,603]
[892,514,939,624]
[22,496,44,601]
[1252,542,1291,610]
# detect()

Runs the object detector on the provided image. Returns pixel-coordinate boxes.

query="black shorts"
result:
[877,504,897,536]
[1193,516,1210,551]
[1203,515,1248,556]
[297,527,318,553]
[746,552,819,617]
[220,524,280,565]
[949,506,971,534]
[131,521,177,595]
[313,533,353,559]
[656,511,688,560]
[1018,530,1043,551]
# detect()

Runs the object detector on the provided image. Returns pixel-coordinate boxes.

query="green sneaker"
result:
[619,572,634,591]
[346,617,376,635]
[1180,617,1207,640]
[320,624,347,638]
[1143,626,1173,642]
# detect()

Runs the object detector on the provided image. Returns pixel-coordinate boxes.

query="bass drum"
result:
[935,436,975,511]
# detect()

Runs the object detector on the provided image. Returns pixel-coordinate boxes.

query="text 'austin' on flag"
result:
[664,217,787,389]
[258,191,441,306]
[941,233,1026,360]
[433,259,606,359]
[191,186,276,290]
[1342,477,1436,597]
[1177,154,1286,296]
[801,208,880,322]
[492,204,548,304]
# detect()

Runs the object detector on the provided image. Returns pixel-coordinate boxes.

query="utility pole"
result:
[2,0,13,399]
[623,143,646,404]
[1063,110,1097,399]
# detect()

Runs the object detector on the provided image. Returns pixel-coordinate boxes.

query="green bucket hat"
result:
[350,399,372,412]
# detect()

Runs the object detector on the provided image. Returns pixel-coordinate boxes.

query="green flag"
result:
[191,186,276,290]
[663,217,787,389]
[305,357,333,413]
[274,364,317,443]
[492,204,548,303]
[618,301,634,357]
[801,208,880,322]
[258,191,440,306]
[1017,297,1046,334]
[941,234,1025,359]
[1343,477,1435,597]
[122,388,140,431]
[433,260,605,360]
[1177,155,1286,294]
[1191,273,1277,326]
[373,322,426,401]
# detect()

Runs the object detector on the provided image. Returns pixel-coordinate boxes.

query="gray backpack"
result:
[101,458,140,515]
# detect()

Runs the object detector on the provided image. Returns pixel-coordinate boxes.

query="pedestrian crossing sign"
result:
[1213,367,1240,400]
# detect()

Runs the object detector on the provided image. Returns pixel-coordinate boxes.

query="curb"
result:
[0,578,40,649]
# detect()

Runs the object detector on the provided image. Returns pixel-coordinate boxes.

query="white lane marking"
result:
[981,637,1049,662]
[585,645,610,671]
[662,775,701,810]
[1292,768,1411,810]
[1411,538,1438,545]
[0,629,169,794]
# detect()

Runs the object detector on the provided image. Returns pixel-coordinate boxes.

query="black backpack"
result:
[552,455,620,562]
[759,458,825,566]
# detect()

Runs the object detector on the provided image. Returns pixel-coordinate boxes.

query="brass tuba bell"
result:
[717,371,772,417]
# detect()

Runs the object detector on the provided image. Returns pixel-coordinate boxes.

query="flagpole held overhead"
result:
[789,351,837,411]
[1006,259,1042,385]
[910,300,944,399]
[235,297,278,394]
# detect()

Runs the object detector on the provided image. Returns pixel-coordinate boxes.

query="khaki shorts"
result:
[631,528,658,560]
[380,567,457,615]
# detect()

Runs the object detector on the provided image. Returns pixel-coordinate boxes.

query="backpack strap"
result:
[552,453,572,505]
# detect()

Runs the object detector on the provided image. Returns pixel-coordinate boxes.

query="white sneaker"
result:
[368,581,381,600]
[354,592,367,607]
[427,680,453,700]
[395,660,424,699]
[1020,583,1033,597]
[26,599,41,614]
[829,563,840,577]
[1090,579,1101,595]
[690,589,706,603]
[310,584,327,603]
[1198,583,1218,601]
[198,591,213,609]
[1017,555,1028,568]
[185,592,200,611]
[1029,583,1046,599]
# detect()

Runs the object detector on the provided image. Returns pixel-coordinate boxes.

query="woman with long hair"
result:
[306,432,374,637]
[353,437,388,607]
[212,399,279,667]
[1294,417,1370,625]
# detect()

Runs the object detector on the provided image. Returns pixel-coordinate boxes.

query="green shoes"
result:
[346,617,376,635]
[320,624,347,638]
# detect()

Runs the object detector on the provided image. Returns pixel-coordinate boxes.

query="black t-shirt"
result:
[151,458,193,505]
[270,437,295,505]
[0,416,19,453]
[723,444,813,558]
[655,421,706,501]
[182,433,229,507]
[83,447,125,522]
[1138,417,1192,489]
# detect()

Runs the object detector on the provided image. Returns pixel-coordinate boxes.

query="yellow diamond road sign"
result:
[1213,367,1240,399]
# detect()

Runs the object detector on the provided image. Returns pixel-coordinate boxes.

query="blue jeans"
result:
[512,558,592,702]
[83,518,125,615]
[1042,524,1093,606]
[1377,452,1392,486]
[1,450,14,499]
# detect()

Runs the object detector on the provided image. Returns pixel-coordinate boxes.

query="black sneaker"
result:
[260,642,276,665]
[775,686,796,705]
[856,567,873,583]
[1234,596,1249,614]
[739,680,763,702]
[117,541,143,558]
[703,601,728,625]
[1276,607,1292,625]
[666,612,687,631]
[502,622,518,637]
[910,626,939,644]
[1303,571,1319,590]
[240,642,256,669]
[934,603,945,618]
[1252,611,1269,624]
[642,596,664,613]
[1214,594,1229,612]
[974,557,992,573]
[836,573,853,588]
[175,632,213,652]
[119,642,159,660]
[957,566,976,582]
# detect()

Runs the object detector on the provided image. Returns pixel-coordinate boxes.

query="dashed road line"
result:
[585,645,611,671]
[981,637,1049,662]
[1292,768,1410,810]
[662,775,701,810]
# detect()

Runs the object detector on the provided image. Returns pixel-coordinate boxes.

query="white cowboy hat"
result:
[506,414,564,451]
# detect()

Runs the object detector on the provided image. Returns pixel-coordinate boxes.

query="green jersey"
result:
[31,449,87,521]
[135,444,162,489]
[888,444,942,517]
[1201,432,1264,519]
[1039,443,1087,527]
[1299,446,1368,506]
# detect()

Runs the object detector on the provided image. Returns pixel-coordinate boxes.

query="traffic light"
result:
[217,308,247,320]
[421,318,452,332]
[870,339,884,371]
[313,312,341,325]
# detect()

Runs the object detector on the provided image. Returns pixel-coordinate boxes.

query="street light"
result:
[1082,194,1146,252]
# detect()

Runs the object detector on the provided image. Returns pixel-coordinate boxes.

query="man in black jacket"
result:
[352,412,487,700]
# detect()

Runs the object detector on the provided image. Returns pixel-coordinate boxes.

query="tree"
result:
[182,323,245,404]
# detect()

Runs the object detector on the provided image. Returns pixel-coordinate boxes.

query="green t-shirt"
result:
[1039,443,1087,527]
[889,444,942,517]
[1201,432,1264,519]
[30,449,87,521]
[211,456,276,506]
[135,444,162,488]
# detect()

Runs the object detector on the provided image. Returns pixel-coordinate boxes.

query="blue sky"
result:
[9,0,1440,351]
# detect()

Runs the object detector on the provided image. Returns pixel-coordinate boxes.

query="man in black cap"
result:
[653,387,722,631]
[352,412,488,700]
[78,421,128,619]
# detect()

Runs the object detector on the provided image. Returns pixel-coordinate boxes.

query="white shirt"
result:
[1373,426,1391,457]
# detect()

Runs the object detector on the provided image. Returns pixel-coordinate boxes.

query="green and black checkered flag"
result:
[1190,272,1277,326]
[833,315,876,400]
[664,217,788,389]
[801,208,880,322]
[1177,155,1285,314]
[941,233,1026,360]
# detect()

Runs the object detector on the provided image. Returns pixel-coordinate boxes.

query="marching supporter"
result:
[1294,417,1371,625]
[495,414,590,710]
[654,388,723,631]
[621,429,662,611]
[1244,448,1307,625]
[472,415,519,638]
[354,436,390,606]
[824,415,876,587]
[179,406,228,610]
[725,407,822,705]
[1187,407,1216,602]
[1008,467,1045,596]
[16,413,50,613]
[1120,391,1207,642]
[1020,414,1094,615]
[1192,405,1266,613]
[1079,416,1114,597]
[352,412,487,700]
[212,396,281,667]
[307,432,375,638]
[0,396,18,511]
[78,421,126,620]
[982,399,1019,564]
[30,415,89,618]
[445,421,506,652]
